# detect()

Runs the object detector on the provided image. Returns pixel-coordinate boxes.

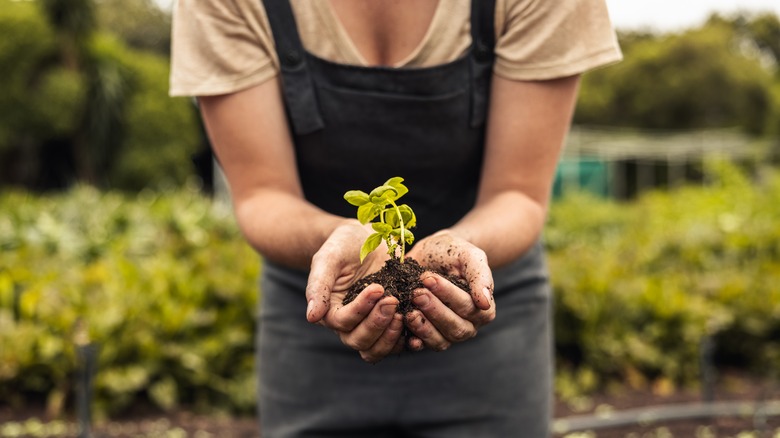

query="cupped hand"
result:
[404,230,496,351]
[305,220,404,363]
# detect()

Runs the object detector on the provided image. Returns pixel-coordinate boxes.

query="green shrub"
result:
[1,162,779,414]
[548,161,780,398]
[0,186,259,415]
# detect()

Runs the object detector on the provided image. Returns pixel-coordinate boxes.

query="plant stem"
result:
[388,200,406,263]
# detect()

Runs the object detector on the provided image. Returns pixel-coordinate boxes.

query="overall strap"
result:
[469,0,497,127]
[261,0,324,135]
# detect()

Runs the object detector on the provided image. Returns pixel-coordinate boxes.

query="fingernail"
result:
[381,303,396,317]
[413,293,430,307]
[422,276,437,290]
[306,300,315,318]
[482,287,492,302]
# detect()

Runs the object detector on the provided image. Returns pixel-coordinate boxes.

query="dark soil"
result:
[342,256,471,314]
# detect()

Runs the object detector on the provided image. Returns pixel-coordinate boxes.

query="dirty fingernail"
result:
[306,300,315,318]
[482,287,492,302]
[422,276,437,290]
[414,293,431,307]
[381,303,396,317]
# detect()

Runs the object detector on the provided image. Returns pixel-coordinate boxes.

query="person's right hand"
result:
[305,220,405,363]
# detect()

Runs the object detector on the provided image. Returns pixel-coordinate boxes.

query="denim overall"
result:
[257,1,553,436]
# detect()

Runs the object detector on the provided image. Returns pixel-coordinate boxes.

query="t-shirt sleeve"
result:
[494,0,623,81]
[169,0,278,97]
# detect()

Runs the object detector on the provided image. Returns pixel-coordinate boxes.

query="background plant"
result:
[0,186,259,416]
[0,0,200,191]
[2,163,779,415]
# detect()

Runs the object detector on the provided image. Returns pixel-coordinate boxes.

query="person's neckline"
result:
[322,0,443,68]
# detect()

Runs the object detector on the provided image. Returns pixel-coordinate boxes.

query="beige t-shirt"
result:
[170,0,622,97]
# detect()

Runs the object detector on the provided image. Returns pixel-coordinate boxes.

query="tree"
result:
[0,0,198,191]
[710,12,780,74]
[36,0,128,186]
[575,18,777,135]
[95,0,172,55]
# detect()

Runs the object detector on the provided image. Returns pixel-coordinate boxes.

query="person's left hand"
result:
[404,230,495,351]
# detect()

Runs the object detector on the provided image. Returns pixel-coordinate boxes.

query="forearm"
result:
[234,189,351,269]
[197,80,356,269]
[447,190,546,268]
[444,74,580,268]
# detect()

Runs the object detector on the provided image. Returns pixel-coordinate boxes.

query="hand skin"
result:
[403,230,495,351]
[305,221,408,363]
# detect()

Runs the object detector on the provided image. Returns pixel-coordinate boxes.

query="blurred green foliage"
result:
[0,186,259,416]
[1,162,779,414]
[95,0,172,55]
[0,0,199,191]
[576,13,780,136]
[549,161,780,399]
[3,1,779,191]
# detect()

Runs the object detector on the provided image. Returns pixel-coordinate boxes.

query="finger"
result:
[305,249,343,323]
[412,289,478,343]
[392,332,408,354]
[327,284,385,332]
[359,313,404,363]
[406,336,424,352]
[339,295,398,351]
[422,275,495,328]
[405,310,451,351]
[421,274,475,315]
[418,240,494,311]
[459,247,494,311]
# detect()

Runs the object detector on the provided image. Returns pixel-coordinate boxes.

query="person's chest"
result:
[325,0,440,66]
[286,0,474,68]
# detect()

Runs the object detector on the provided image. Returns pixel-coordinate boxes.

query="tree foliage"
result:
[576,14,779,136]
[0,0,198,191]
[95,0,172,55]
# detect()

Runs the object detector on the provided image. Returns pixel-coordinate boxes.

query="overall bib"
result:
[258,1,553,436]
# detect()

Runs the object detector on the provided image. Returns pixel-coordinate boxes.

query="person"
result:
[170,0,621,436]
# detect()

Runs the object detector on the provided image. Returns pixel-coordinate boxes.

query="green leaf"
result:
[385,205,416,229]
[371,222,392,235]
[385,177,408,199]
[369,185,398,204]
[344,190,370,206]
[390,228,415,246]
[404,229,415,245]
[357,203,380,224]
[386,209,400,228]
[397,204,416,229]
[360,233,383,263]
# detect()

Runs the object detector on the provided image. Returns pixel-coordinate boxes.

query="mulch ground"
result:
[2,372,779,437]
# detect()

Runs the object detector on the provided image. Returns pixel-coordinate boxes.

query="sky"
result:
[605,0,780,32]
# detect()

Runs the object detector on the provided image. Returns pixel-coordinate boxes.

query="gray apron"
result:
[258,1,553,436]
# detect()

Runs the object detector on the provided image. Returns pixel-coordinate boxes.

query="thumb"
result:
[305,281,331,323]
[305,250,340,323]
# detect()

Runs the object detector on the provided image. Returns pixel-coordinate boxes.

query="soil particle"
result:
[343,257,470,316]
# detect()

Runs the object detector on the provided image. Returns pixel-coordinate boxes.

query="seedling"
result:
[344,177,417,264]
